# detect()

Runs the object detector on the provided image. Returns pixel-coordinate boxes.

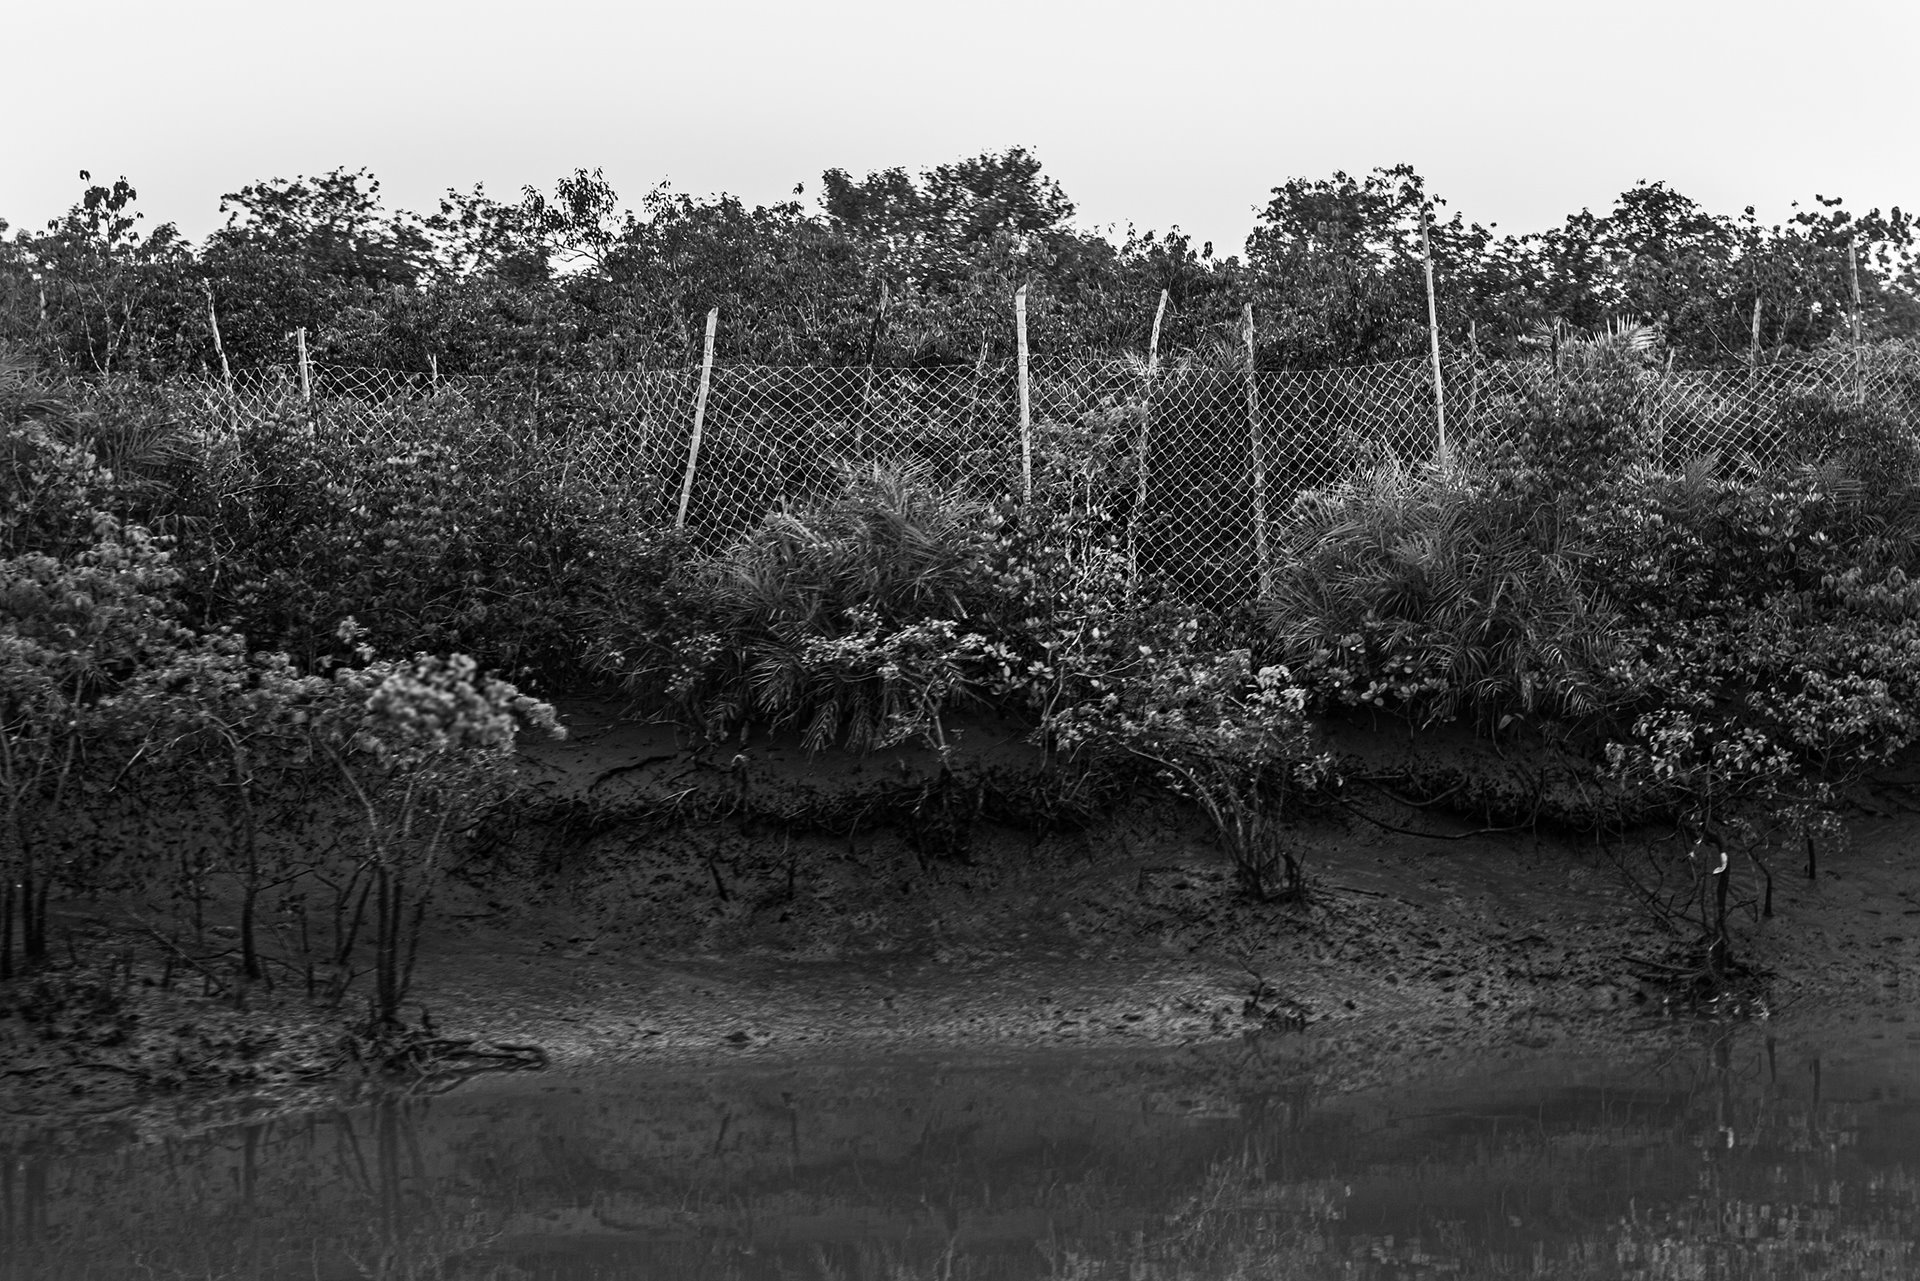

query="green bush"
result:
[1048,649,1327,900]
[1777,390,1920,495]
[595,462,1004,751]
[1262,455,1627,733]
[1593,460,1920,812]
[594,452,1224,755]
[1478,335,1659,501]
[165,397,664,688]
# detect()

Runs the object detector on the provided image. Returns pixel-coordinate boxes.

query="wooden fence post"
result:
[1466,318,1482,433]
[1420,207,1447,457]
[1129,289,1169,595]
[857,279,890,452]
[1016,285,1032,503]
[675,308,720,530]
[1147,288,1168,378]
[1850,241,1865,403]
[429,352,440,395]
[1243,303,1272,598]
[295,327,312,402]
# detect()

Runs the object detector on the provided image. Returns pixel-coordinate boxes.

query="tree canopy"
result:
[2,153,1913,378]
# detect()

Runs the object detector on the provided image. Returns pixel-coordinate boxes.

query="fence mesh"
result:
[116,343,1920,604]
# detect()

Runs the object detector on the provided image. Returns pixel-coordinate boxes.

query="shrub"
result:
[1777,389,1920,495]
[1595,461,1920,812]
[1262,455,1627,734]
[598,462,1004,751]
[1,362,123,559]
[317,647,561,1029]
[599,449,1228,755]
[1584,458,1913,618]
[1048,650,1328,900]
[166,396,661,688]
[1477,332,1659,501]
[0,516,189,977]
[1573,452,1920,977]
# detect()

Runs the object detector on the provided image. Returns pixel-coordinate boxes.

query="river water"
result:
[4,1013,1918,1280]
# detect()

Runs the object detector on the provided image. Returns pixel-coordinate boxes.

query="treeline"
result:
[2,151,1916,380]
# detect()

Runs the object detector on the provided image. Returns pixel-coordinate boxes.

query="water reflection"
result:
[4,1019,1918,1279]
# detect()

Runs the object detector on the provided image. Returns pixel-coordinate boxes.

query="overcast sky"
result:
[4,0,1915,257]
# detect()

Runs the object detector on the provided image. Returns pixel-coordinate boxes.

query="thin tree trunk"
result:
[1,871,14,981]
[20,857,44,970]
[375,863,400,1028]
[234,755,264,983]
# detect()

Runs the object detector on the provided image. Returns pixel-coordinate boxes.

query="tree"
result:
[820,148,1157,363]
[420,183,548,284]
[1508,185,1918,365]
[1,173,200,375]
[201,167,431,366]
[823,146,1077,266]
[211,167,428,291]
[1244,165,1503,368]
[1762,195,1918,350]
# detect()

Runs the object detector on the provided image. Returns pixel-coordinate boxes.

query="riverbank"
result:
[5,699,1918,1146]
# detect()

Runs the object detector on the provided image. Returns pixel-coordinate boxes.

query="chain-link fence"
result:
[123,342,1920,604]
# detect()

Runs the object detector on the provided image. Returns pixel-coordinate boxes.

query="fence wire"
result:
[117,344,1920,604]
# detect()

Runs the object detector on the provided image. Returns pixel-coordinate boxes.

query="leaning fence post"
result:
[1128,289,1169,596]
[295,327,312,402]
[1420,206,1447,458]
[202,281,234,390]
[1016,285,1033,503]
[675,307,720,530]
[965,329,990,437]
[202,281,237,431]
[1243,303,1272,598]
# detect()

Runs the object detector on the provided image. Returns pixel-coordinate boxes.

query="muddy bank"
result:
[5,699,1918,1143]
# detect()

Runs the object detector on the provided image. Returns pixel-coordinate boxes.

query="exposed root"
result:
[308,1022,549,1083]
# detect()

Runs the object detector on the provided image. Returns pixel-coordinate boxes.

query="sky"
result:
[4,0,1916,258]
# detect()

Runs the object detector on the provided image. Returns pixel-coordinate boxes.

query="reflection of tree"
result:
[5,1031,1920,1280]
[1101,1028,1920,1281]
[0,1102,505,1280]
